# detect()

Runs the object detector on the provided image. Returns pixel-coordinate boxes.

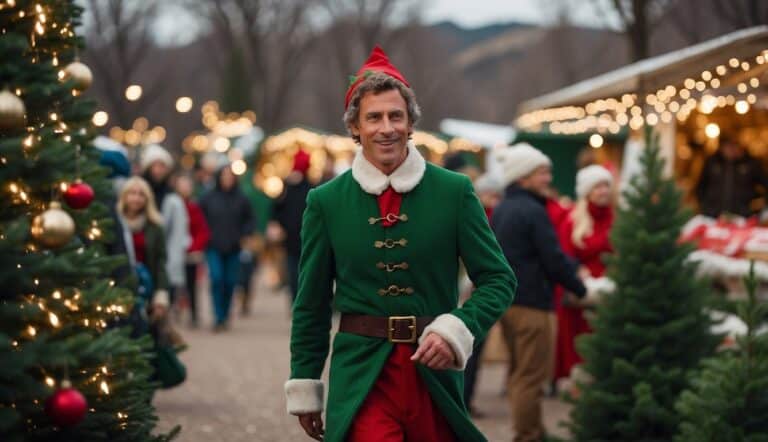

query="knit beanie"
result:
[497,142,552,187]
[140,144,173,172]
[576,165,613,199]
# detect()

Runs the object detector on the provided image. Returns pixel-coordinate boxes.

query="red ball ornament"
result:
[45,382,88,427]
[63,180,94,209]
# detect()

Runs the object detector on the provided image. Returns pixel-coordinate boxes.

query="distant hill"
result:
[430,21,535,52]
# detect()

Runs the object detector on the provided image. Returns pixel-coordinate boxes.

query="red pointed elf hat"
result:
[344,46,410,109]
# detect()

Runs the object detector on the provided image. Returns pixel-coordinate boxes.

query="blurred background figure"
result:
[116,176,170,335]
[475,173,504,220]
[95,142,133,281]
[463,172,505,417]
[554,165,614,386]
[270,149,312,304]
[200,165,255,331]
[696,135,768,218]
[141,144,190,311]
[175,173,210,328]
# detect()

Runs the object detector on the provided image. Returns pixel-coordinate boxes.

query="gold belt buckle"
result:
[388,315,417,343]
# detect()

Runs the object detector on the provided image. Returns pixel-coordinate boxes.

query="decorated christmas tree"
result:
[675,262,768,442]
[568,130,719,441]
[0,1,172,440]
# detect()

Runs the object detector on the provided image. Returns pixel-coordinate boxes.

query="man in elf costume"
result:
[284,46,516,442]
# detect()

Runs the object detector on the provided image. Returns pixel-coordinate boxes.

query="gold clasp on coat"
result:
[374,238,408,249]
[376,262,409,272]
[368,213,409,225]
[377,285,414,296]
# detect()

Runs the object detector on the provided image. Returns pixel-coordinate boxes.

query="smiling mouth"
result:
[376,139,399,146]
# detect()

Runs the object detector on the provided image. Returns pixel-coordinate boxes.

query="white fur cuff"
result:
[420,314,474,370]
[583,276,616,307]
[284,379,324,415]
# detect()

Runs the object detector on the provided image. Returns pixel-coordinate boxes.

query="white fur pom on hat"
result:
[576,164,613,199]
[496,142,552,187]
[140,144,174,172]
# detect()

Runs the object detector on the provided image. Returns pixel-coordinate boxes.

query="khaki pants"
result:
[501,306,551,442]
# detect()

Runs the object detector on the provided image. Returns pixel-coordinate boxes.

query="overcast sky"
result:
[150,0,616,47]
[422,0,615,28]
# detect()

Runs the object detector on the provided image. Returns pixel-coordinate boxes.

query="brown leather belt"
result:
[339,314,434,344]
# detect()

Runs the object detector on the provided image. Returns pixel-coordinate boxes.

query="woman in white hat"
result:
[554,164,614,382]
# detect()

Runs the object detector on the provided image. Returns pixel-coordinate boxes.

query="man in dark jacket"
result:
[200,165,256,330]
[272,149,313,304]
[491,143,586,442]
[696,136,768,218]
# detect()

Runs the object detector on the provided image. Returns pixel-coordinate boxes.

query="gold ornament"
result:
[30,202,75,248]
[62,61,93,91]
[0,88,26,130]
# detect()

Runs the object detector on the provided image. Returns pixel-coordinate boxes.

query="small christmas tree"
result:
[0,1,173,440]
[568,129,719,441]
[675,262,768,442]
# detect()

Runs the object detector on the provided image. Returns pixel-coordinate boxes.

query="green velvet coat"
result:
[289,162,516,442]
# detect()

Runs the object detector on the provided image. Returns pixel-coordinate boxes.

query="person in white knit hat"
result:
[553,164,614,384]
[491,142,587,442]
[140,144,190,311]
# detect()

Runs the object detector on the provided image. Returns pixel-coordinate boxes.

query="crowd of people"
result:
[94,142,319,391]
[100,130,760,441]
[99,122,762,442]
[441,144,614,441]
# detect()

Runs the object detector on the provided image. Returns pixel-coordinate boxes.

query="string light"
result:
[735,100,750,114]
[100,380,109,395]
[49,312,59,327]
[516,45,768,133]
[705,123,720,139]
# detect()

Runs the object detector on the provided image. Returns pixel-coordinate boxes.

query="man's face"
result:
[722,142,744,161]
[219,167,236,191]
[351,89,412,173]
[519,166,552,196]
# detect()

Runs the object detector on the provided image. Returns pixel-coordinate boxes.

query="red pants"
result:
[347,344,457,442]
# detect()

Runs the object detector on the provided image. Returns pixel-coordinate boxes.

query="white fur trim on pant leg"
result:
[284,379,324,415]
[420,313,474,370]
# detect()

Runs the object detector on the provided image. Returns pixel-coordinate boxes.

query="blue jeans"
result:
[206,249,240,325]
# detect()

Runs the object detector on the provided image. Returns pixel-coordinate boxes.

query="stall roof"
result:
[439,118,515,147]
[518,26,768,114]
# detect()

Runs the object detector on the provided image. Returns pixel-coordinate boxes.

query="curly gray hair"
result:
[343,72,421,142]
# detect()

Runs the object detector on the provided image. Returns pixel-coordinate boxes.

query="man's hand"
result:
[410,332,457,370]
[298,412,324,441]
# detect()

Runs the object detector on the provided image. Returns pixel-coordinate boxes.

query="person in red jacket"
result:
[554,165,614,382]
[176,173,211,327]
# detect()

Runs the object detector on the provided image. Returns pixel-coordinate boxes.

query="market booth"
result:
[250,126,486,198]
[515,26,768,284]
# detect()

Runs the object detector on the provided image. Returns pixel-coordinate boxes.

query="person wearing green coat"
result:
[285,46,516,442]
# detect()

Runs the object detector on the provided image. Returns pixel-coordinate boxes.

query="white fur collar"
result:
[351,140,426,195]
